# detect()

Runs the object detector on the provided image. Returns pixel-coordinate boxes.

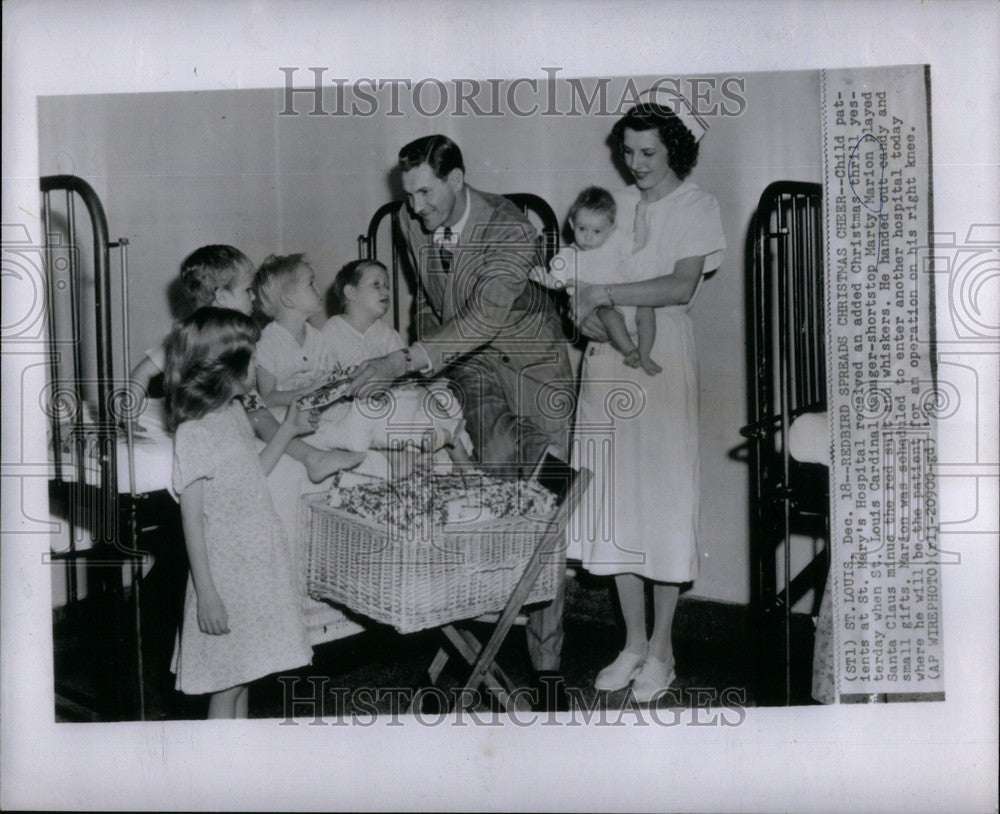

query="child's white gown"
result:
[311,315,471,457]
[171,403,312,694]
[568,181,725,583]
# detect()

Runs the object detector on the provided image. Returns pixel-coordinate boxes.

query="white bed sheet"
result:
[53,398,175,495]
[268,451,371,646]
[787,411,831,467]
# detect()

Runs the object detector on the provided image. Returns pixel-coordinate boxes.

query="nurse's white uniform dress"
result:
[568,180,725,582]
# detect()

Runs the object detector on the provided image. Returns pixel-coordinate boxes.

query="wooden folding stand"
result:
[416,460,591,713]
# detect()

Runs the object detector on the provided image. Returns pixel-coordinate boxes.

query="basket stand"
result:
[409,464,591,713]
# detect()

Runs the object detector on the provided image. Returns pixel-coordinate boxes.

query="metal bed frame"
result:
[741,181,830,705]
[43,175,182,721]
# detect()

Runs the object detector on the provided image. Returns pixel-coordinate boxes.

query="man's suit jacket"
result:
[396,185,572,386]
[396,185,574,464]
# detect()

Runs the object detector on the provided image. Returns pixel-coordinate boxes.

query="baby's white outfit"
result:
[536,228,644,329]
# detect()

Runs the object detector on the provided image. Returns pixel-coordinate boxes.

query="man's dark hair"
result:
[398,134,465,180]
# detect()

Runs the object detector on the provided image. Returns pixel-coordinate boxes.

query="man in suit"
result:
[346,135,574,703]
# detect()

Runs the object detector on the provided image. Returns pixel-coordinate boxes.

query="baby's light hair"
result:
[252,253,308,319]
[164,307,260,431]
[333,259,387,314]
[568,186,617,226]
[180,245,254,309]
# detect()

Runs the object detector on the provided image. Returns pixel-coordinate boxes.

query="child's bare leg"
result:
[596,306,640,367]
[208,685,244,719]
[447,440,475,469]
[635,306,662,376]
[245,408,363,482]
[235,685,249,719]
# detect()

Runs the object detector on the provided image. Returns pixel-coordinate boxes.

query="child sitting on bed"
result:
[128,244,361,481]
[536,187,662,376]
[165,307,314,718]
[317,259,474,472]
[252,253,334,408]
[129,245,257,404]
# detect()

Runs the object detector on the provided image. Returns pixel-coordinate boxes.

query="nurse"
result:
[570,94,726,702]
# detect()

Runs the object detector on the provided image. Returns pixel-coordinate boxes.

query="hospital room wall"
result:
[39,70,821,607]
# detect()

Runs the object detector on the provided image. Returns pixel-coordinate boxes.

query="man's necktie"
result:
[438,226,453,273]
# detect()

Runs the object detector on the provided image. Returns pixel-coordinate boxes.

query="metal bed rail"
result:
[42,174,147,720]
[742,181,830,705]
[41,175,144,561]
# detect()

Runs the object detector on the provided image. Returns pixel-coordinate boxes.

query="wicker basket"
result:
[301,493,564,634]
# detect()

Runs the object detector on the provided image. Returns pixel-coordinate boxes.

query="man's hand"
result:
[344,351,407,398]
[571,284,610,342]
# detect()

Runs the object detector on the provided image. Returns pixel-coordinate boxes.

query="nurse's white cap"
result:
[637,86,709,142]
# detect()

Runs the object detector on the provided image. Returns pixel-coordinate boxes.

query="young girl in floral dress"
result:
[165,307,315,718]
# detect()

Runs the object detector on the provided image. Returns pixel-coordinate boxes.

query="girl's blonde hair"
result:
[252,253,308,319]
[164,307,260,431]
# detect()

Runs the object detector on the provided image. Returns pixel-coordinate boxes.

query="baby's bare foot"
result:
[622,349,641,368]
[306,449,366,482]
[640,355,663,376]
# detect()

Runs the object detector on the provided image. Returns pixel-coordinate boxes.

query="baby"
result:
[539,187,661,376]
[320,258,406,370]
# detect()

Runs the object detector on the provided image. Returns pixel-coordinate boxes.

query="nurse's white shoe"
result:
[594,648,647,692]
[630,654,677,704]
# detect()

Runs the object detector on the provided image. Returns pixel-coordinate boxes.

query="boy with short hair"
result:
[130,244,257,390]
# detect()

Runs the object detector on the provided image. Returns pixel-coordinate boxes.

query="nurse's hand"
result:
[578,312,609,342]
